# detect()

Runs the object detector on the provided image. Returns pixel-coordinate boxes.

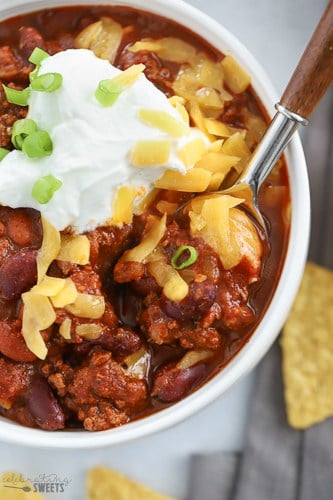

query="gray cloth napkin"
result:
[188,341,333,500]
[187,84,333,500]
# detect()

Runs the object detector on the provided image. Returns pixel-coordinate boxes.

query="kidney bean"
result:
[0,297,20,321]
[152,362,207,403]
[26,376,65,430]
[162,281,216,322]
[96,328,142,357]
[6,210,40,247]
[72,328,142,358]
[0,249,37,299]
[0,320,36,362]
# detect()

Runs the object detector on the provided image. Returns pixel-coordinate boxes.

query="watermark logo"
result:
[1,472,72,494]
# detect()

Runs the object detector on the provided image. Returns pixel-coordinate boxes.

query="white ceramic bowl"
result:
[0,0,310,448]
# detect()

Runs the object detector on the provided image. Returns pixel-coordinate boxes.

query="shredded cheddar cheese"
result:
[138,109,188,138]
[131,140,172,167]
[57,234,90,265]
[155,168,211,192]
[121,214,167,263]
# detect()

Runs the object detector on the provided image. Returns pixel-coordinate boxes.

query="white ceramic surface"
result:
[0,0,310,449]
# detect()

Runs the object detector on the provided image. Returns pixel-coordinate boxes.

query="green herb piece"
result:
[95,80,123,107]
[0,148,9,161]
[31,73,63,92]
[11,119,38,150]
[28,47,49,66]
[29,66,39,82]
[32,175,62,204]
[171,245,198,270]
[29,48,50,82]
[2,85,30,106]
[22,130,53,158]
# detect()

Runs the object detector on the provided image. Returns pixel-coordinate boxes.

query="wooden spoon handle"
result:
[281,0,333,118]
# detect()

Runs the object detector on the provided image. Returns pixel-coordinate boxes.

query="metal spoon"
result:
[193,0,333,232]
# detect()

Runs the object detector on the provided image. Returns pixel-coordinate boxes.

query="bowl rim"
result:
[0,0,310,449]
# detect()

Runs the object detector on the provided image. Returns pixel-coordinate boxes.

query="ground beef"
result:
[0,320,36,362]
[139,296,179,345]
[118,49,174,95]
[48,349,148,429]
[116,218,256,350]
[179,326,221,350]
[0,46,23,80]
[87,224,134,275]
[0,85,28,148]
[0,357,33,403]
[70,266,102,294]
[18,26,47,61]
[79,402,128,431]
[161,280,216,322]
[113,261,145,283]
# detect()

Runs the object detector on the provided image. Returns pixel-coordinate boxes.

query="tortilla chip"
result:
[281,262,333,429]
[87,467,174,500]
[0,472,44,499]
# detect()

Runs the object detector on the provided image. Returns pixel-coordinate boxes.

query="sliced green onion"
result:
[0,148,10,161]
[31,72,63,93]
[32,175,62,204]
[11,118,38,150]
[2,85,30,106]
[22,130,53,158]
[95,80,123,107]
[29,48,50,82]
[29,66,39,83]
[29,47,49,66]
[171,245,198,270]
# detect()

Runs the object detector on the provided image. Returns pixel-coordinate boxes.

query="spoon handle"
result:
[280,0,333,118]
[236,1,333,192]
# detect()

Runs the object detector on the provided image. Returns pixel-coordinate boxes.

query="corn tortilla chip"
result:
[0,472,44,499]
[87,467,175,500]
[281,262,333,429]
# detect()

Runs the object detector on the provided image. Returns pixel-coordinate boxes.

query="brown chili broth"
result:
[0,6,290,420]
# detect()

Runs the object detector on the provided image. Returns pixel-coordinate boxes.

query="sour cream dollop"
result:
[0,49,206,232]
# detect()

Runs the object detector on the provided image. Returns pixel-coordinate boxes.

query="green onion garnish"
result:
[95,80,123,107]
[0,148,9,161]
[29,66,39,83]
[171,245,198,270]
[32,175,62,204]
[29,47,49,66]
[22,130,53,158]
[2,85,30,106]
[11,118,38,150]
[29,48,50,82]
[31,72,63,93]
